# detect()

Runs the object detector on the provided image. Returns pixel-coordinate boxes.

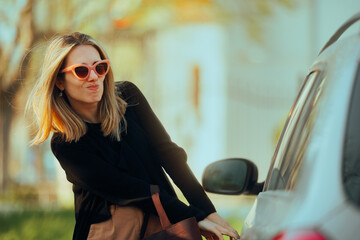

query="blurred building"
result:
[139,0,360,183]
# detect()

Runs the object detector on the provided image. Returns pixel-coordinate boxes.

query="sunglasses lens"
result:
[74,66,89,79]
[95,62,108,75]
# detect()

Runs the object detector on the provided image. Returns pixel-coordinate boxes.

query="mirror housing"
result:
[202,158,264,195]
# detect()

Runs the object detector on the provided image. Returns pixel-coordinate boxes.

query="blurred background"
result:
[0,0,359,239]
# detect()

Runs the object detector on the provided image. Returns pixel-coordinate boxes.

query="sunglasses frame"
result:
[60,59,111,80]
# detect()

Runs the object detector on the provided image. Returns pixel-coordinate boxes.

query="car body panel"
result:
[319,202,360,239]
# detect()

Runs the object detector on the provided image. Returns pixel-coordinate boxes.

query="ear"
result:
[55,77,65,91]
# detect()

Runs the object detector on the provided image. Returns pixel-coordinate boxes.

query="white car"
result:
[202,13,360,240]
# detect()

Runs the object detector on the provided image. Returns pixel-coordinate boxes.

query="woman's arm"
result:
[118,81,216,215]
[118,82,240,239]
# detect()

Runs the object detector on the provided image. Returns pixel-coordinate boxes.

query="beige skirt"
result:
[87,205,162,240]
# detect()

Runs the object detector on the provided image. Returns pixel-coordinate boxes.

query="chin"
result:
[90,94,103,102]
[92,97,102,103]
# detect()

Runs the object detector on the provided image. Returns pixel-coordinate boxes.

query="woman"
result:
[26,32,240,240]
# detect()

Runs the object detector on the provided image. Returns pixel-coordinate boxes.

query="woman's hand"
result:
[206,212,240,238]
[198,217,240,240]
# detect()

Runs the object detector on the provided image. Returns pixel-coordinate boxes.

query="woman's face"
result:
[56,45,105,111]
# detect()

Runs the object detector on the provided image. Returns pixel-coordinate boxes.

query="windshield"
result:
[265,71,325,191]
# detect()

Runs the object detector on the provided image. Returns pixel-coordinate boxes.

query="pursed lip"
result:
[86,85,99,91]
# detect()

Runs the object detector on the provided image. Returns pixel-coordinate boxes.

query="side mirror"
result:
[202,158,264,195]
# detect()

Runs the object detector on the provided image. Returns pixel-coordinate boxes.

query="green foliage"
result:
[0,209,75,240]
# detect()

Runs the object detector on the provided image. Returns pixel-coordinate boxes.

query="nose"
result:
[87,69,98,81]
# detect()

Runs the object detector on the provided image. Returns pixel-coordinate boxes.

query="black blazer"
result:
[51,81,216,240]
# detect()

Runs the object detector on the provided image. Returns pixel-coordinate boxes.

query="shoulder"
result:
[115,81,141,96]
[115,81,144,105]
[51,133,65,149]
[50,133,84,157]
[51,133,70,154]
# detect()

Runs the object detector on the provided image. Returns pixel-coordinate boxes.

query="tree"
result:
[0,0,119,193]
[0,0,34,193]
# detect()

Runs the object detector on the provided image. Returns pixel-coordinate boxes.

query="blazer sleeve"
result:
[51,137,209,223]
[118,81,216,217]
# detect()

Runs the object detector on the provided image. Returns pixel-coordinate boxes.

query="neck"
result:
[69,101,101,123]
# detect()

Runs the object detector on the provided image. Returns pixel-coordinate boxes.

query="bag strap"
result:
[150,185,172,229]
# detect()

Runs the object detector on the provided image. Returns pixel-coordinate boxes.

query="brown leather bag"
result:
[142,185,203,240]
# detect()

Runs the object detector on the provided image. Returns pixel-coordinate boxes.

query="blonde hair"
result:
[26,32,127,144]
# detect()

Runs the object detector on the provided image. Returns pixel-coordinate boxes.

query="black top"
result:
[51,81,216,240]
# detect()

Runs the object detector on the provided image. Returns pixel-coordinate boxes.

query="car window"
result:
[343,62,360,208]
[266,71,325,191]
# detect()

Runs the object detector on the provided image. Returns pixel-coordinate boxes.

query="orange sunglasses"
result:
[61,59,110,80]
